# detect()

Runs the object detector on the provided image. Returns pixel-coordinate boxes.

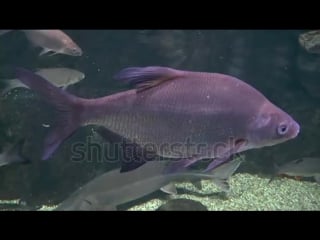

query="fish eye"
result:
[277,124,288,135]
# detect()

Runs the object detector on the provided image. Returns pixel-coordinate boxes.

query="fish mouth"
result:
[291,121,300,138]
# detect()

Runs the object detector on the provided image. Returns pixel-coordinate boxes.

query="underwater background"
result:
[0,30,319,210]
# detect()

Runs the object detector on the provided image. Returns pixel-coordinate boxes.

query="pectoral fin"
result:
[39,48,52,56]
[204,139,247,173]
[94,127,158,173]
[160,183,178,195]
[212,178,230,192]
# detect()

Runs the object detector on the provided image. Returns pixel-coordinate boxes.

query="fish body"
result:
[1,68,85,96]
[299,30,320,54]
[55,158,241,210]
[55,160,175,210]
[35,68,85,86]
[273,157,320,183]
[21,30,82,56]
[15,66,300,173]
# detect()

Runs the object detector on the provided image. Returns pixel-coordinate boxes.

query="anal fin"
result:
[161,183,178,195]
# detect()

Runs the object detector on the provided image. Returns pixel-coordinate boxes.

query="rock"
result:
[156,199,208,211]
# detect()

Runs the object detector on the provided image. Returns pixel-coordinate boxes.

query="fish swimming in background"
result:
[55,156,242,211]
[299,30,320,54]
[161,155,243,194]
[21,30,83,56]
[15,66,300,173]
[0,139,30,168]
[269,157,320,184]
[1,68,85,96]
[0,30,82,56]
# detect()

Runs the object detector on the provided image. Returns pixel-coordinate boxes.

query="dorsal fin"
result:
[113,66,184,92]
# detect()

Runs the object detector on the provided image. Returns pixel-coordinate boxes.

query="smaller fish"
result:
[161,155,244,194]
[55,158,242,210]
[1,68,85,96]
[21,30,83,56]
[269,157,320,184]
[299,30,320,54]
[54,160,227,211]
[0,139,31,168]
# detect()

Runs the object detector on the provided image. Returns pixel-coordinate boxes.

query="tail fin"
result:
[15,68,85,160]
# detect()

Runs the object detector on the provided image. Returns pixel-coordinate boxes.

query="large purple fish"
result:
[15,66,300,173]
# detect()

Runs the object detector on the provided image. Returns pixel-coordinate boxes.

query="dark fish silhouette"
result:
[270,157,320,183]
[0,30,82,56]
